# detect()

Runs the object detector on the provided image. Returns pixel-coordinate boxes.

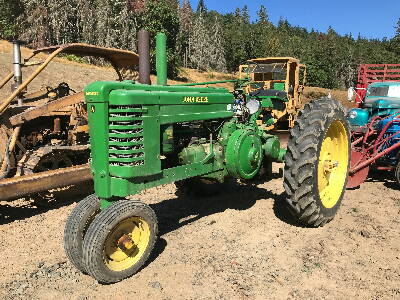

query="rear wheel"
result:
[284,98,350,227]
[64,194,100,273]
[83,200,158,283]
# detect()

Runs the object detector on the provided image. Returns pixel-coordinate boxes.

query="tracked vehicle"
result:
[64,31,351,283]
[0,41,139,201]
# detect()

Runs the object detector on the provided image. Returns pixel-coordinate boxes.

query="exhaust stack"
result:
[138,30,151,85]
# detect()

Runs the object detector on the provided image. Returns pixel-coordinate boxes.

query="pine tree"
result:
[209,16,227,72]
[10,1,400,88]
[77,0,96,45]
[189,12,211,70]
[140,0,180,77]
[0,0,24,40]
[196,0,206,14]
[47,0,78,44]
[242,5,250,24]
[178,0,193,67]
[223,7,254,71]
[119,2,139,51]
[389,18,400,56]
[94,0,113,47]
[395,18,400,39]
[21,0,52,47]
[253,5,273,58]
[257,5,268,24]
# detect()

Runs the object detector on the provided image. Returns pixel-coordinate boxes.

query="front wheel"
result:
[284,98,350,227]
[64,194,100,273]
[82,200,158,283]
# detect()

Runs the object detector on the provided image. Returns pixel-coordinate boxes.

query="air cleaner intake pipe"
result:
[156,33,167,85]
[138,29,151,85]
[13,41,22,85]
[12,41,23,105]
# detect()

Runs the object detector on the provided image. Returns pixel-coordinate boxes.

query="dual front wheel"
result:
[64,195,158,283]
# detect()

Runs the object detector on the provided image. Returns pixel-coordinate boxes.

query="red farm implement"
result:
[348,110,400,188]
[354,64,400,105]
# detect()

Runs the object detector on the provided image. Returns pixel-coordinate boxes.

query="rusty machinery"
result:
[0,41,139,201]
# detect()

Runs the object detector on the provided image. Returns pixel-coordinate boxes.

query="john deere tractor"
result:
[63,31,351,283]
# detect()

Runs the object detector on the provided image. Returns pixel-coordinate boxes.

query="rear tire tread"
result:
[284,97,350,227]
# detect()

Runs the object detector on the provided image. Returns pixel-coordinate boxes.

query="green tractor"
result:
[63,32,351,283]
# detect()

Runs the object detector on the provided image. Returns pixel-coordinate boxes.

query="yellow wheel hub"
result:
[318,120,349,209]
[104,217,150,272]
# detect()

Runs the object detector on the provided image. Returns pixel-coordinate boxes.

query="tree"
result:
[242,5,250,24]
[252,5,273,58]
[390,18,400,55]
[6,0,400,89]
[0,0,24,40]
[257,5,269,24]
[47,0,78,44]
[209,16,227,72]
[395,18,400,39]
[178,0,194,67]
[188,12,211,70]
[77,0,97,45]
[140,0,180,77]
[21,0,52,47]
[196,0,206,14]
[223,7,253,71]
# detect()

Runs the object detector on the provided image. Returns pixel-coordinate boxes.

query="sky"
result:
[187,0,400,40]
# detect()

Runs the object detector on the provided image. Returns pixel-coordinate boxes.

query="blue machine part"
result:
[348,108,370,127]
[363,82,400,120]
[377,113,400,165]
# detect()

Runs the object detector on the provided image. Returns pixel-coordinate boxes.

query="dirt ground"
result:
[0,165,399,299]
[0,40,399,299]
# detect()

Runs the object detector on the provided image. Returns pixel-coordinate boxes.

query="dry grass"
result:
[1,39,353,108]
[303,86,356,109]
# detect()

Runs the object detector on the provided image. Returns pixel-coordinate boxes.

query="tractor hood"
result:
[349,97,400,127]
[364,97,400,109]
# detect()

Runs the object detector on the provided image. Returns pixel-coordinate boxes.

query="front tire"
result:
[284,98,350,227]
[395,160,400,186]
[64,194,100,273]
[82,200,158,283]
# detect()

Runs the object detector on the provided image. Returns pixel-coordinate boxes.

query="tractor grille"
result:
[108,105,145,167]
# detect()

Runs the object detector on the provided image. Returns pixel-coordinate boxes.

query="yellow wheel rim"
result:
[104,217,151,272]
[317,120,349,209]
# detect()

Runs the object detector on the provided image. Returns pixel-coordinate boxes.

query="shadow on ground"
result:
[150,181,299,236]
[366,169,399,190]
[0,183,93,225]
[0,178,300,230]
